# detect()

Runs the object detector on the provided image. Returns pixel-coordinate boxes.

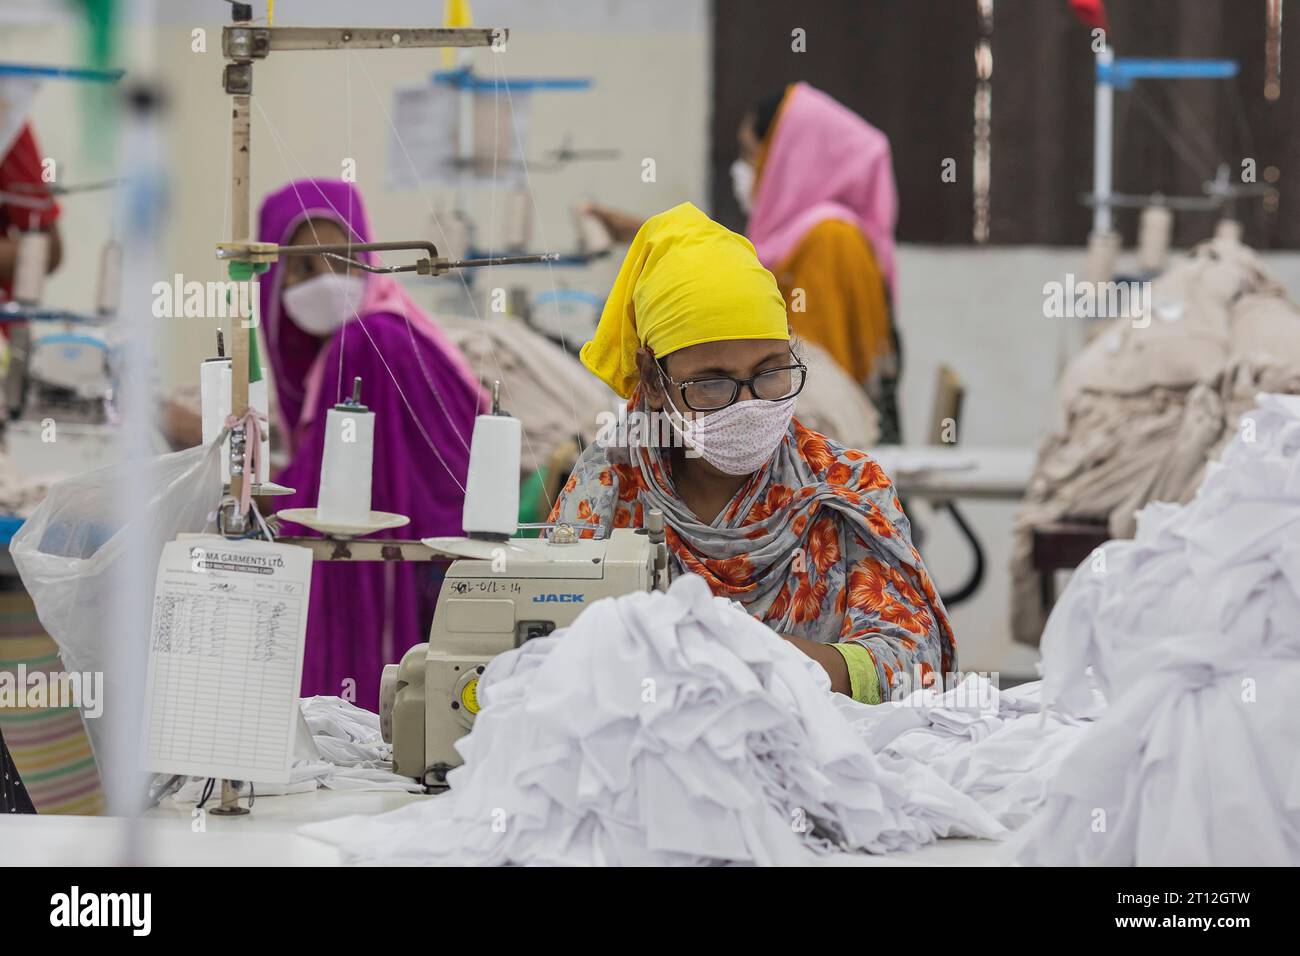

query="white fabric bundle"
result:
[168,696,422,802]
[1015,393,1300,865]
[302,575,1004,865]
[1011,238,1300,645]
[835,676,1102,830]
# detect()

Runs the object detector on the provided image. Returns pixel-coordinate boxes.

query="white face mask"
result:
[730,159,755,214]
[282,272,367,336]
[663,388,796,476]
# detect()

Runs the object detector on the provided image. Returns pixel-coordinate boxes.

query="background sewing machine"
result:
[2,317,122,480]
[0,183,128,482]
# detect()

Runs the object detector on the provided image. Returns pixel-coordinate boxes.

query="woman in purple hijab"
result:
[260,178,487,709]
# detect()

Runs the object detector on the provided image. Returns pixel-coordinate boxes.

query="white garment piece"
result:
[439,314,619,476]
[167,696,422,803]
[834,675,1103,829]
[1015,392,1300,865]
[302,575,1004,865]
[0,449,51,516]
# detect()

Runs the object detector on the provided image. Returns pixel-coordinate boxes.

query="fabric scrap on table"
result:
[165,695,422,804]
[834,675,1102,830]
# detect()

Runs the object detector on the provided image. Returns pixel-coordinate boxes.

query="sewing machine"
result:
[204,8,658,805]
[379,518,666,787]
[3,319,121,479]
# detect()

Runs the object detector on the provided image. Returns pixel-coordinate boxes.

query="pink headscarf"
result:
[745,84,898,301]
[257,178,485,450]
[298,266,488,436]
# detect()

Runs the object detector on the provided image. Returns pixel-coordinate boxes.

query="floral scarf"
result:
[549,393,957,697]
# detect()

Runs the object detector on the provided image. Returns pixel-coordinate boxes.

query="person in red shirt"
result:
[0,123,63,300]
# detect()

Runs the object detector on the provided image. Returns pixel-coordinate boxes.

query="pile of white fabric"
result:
[303,575,1006,865]
[1012,237,1300,644]
[1015,393,1300,865]
[165,696,421,803]
[836,676,1101,830]
[302,386,1300,865]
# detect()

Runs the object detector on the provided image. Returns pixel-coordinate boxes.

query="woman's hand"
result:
[781,633,851,696]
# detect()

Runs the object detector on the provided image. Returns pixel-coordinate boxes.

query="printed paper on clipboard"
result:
[140,537,313,784]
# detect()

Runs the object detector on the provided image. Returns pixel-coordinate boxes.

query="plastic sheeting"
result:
[9,441,224,771]
[1016,393,1300,865]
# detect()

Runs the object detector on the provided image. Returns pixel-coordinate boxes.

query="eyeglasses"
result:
[657,351,808,412]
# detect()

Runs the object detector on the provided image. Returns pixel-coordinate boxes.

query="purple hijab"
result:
[261,179,487,709]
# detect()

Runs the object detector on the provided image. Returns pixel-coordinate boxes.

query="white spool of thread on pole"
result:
[1137,204,1173,273]
[462,381,521,540]
[13,230,49,306]
[317,376,375,526]
[96,239,123,316]
[200,330,233,483]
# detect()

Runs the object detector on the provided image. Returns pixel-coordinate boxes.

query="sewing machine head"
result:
[3,320,119,480]
[380,523,663,787]
[6,319,115,422]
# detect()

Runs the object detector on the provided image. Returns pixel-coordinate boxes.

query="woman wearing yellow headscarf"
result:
[550,203,955,704]
[585,84,903,440]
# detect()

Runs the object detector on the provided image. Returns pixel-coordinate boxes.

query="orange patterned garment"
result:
[548,405,956,701]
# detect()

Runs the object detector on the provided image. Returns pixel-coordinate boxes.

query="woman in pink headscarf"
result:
[587,83,902,440]
[260,178,487,709]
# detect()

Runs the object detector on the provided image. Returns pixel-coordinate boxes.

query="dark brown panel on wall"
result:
[711,0,979,243]
[991,0,1298,249]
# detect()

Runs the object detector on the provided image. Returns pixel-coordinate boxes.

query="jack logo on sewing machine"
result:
[533,593,585,604]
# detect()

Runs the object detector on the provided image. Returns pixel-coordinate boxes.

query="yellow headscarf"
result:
[580,202,789,398]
